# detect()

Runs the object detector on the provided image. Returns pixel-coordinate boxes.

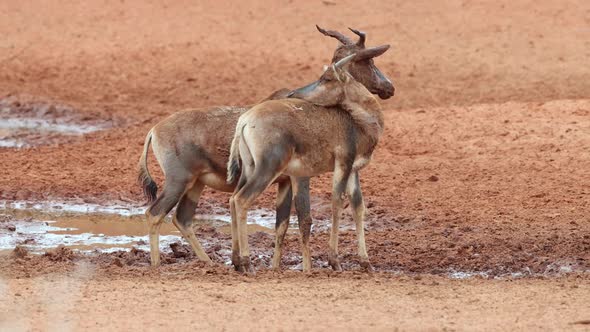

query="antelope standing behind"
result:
[138,26,394,269]
[227,51,389,272]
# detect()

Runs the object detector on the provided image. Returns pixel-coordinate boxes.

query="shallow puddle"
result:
[0,200,279,255]
[0,209,179,254]
[0,98,113,148]
[0,118,109,148]
[0,200,291,228]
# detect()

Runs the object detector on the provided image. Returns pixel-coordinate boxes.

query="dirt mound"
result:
[11,245,28,259]
[43,245,80,262]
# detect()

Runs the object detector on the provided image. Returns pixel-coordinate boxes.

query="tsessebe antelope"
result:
[227,51,389,272]
[138,26,394,269]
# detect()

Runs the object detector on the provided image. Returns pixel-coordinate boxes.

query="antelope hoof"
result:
[232,252,241,270]
[240,256,255,275]
[271,257,281,271]
[360,260,374,272]
[199,254,214,265]
[150,253,161,268]
[328,255,342,272]
[302,257,312,272]
[302,264,312,273]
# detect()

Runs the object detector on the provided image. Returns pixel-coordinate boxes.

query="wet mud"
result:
[1,201,588,279]
[0,96,116,148]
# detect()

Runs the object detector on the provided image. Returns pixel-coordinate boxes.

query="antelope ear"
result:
[354,45,390,61]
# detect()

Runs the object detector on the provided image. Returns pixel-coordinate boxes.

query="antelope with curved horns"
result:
[228,50,389,273]
[138,26,394,270]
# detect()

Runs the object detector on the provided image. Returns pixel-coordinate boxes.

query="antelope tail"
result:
[138,128,158,203]
[227,123,245,184]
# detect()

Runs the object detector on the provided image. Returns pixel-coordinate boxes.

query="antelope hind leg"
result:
[234,169,282,274]
[172,182,212,263]
[230,173,249,271]
[146,178,190,267]
[229,196,242,271]
[146,212,165,267]
[272,180,293,270]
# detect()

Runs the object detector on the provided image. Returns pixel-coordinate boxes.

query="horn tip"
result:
[348,27,365,34]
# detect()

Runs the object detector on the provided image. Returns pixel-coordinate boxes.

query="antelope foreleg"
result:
[293,177,313,272]
[328,164,351,271]
[347,171,372,271]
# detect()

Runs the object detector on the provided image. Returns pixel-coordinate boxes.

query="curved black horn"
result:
[316,25,353,45]
[354,45,390,61]
[348,27,366,47]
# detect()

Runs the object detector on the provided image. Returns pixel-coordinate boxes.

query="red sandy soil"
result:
[1,247,590,331]
[1,0,590,330]
[1,260,589,331]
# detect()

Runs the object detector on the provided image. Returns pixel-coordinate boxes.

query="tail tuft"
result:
[138,128,158,204]
[138,169,158,203]
[227,157,241,184]
[227,123,243,184]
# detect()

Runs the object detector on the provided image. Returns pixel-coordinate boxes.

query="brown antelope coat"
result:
[228,55,387,272]
[138,26,394,269]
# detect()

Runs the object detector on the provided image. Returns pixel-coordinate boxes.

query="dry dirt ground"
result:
[1,0,590,331]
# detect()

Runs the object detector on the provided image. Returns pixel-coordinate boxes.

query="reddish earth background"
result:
[1,0,590,330]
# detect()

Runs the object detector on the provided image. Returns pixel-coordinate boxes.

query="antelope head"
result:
[317,25,394,99]
[287,54,375,108]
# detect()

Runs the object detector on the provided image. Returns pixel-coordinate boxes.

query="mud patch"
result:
[0,96,115,148]
[1,202,588,278]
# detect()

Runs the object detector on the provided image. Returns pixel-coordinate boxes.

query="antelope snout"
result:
[378,81,395,99]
